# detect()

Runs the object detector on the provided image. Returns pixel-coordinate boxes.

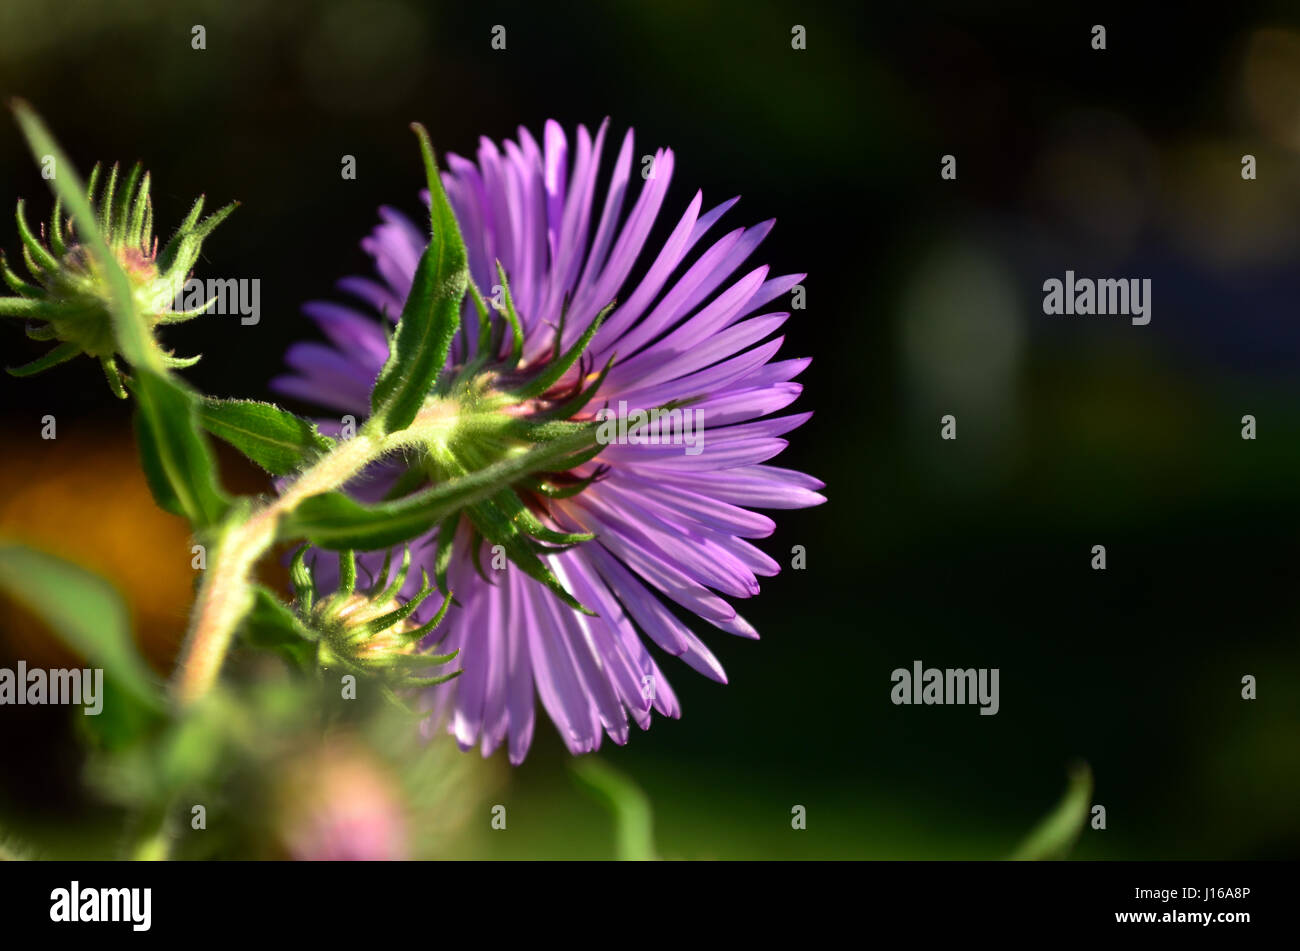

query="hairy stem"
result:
[170,400,474,707]
[171,433,381,706]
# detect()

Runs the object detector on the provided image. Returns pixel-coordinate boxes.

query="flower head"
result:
[286,546,459,695]
[0,162,234,395]
[276,120,824,763]
[275,736,409,861]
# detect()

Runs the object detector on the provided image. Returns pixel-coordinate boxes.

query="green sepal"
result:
[48,196,66,257]
[374,547,412,604]
[84,163,101,210]
[501,418,597,443]
[468,278,493,358]
[466,493,594,615]
[25,322,58,340]
[542,441,608,474]
[493,261,525,367]
[358,569,432,636]
[388,646,459,667]
[113,163,142,240]
[366,547,395,597]
[1,251,41,295]
[101,357,127,399]
[128,172,151,248]
[15,199,57,274]
[510,298,614,400]
[489,483,593,545]
[160,351,200,369]
[467,526,492,585]
[156,197,237,289]
[397,592,453,644]
[525,469,606,499]
[98,163,119,237]
[289,546,315,613]
[403,670,463,688]
[533,352,615,421]
[6,340,78,377]
[0,296,47,317]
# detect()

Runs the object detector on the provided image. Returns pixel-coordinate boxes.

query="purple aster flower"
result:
[274,119,824,763]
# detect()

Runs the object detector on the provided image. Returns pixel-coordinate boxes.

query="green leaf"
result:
[241,584,317,669]
[570,757,657,861]
[1009,762,1094,861]
[368,124,468,434]
[0,543,164,710]
[132,405,183,519]
[77,676,161,752]
[279,421,601,550]
[130,370,229,528]
[11,101,153,370]
[197,398,333,476]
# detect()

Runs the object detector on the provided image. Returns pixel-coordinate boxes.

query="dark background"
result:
[1,1,1298,858]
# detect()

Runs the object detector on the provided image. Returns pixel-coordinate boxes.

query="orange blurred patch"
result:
[0,422,195,671]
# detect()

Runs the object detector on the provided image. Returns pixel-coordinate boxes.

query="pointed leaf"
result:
[130,369,229,528]
[197,398,333,476]
[1010,763,1094,861]
[369,124,468,433]
[0,544,164,710]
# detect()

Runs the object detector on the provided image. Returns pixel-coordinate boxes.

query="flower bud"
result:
[275,737,409,861]
[290,547,460,696]
[1,162,235,396]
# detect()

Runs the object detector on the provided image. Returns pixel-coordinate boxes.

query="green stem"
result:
[169,398,485,708]
[171,432,381,706]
